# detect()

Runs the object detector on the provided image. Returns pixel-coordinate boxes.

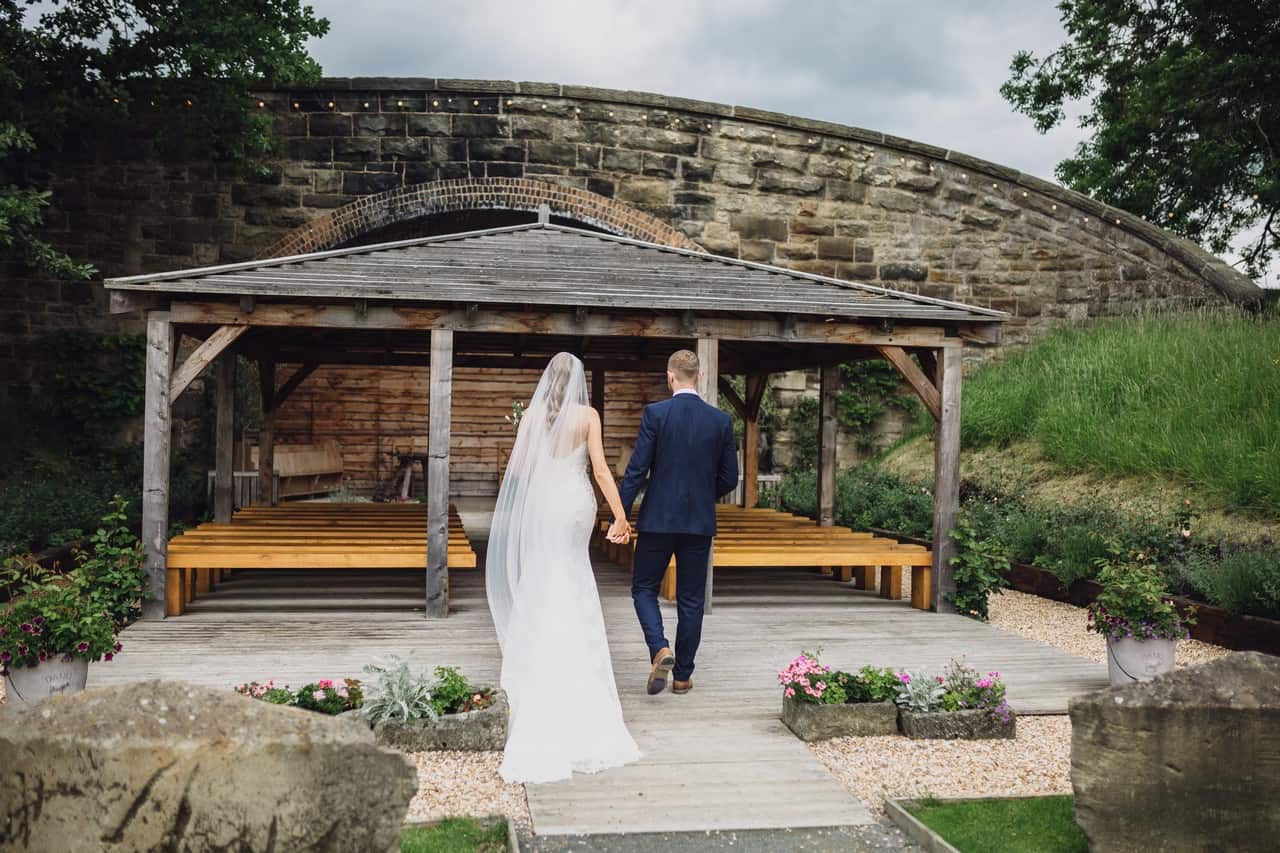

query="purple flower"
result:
[113,643,122,653]
[0,651,11,663]
[76,641,89,653]
[103,652,114,662]
[19,623,32,633]
[33,616,43,626]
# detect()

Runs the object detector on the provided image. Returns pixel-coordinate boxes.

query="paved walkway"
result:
[93,503,1108,836]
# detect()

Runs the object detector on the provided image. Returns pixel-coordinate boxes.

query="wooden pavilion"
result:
[105,215,1006,619]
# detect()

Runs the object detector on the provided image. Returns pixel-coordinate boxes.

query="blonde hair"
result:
[667,349,700,383]
[544,352,579,429]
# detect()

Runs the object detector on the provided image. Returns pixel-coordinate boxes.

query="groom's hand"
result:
[606,519,631,544]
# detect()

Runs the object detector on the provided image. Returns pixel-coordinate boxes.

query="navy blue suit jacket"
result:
[618,392,739,537]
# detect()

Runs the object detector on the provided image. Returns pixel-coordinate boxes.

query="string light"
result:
[1051,204,1057,210]
[770,133,777,140]
[112,97,120,104]
[396,100,404,108]
[473,99,479,106]
[1083,217,1089,223]
[991,183,998,189]
[292,101,300,110]
[185,99,192,108]
[327,100,335,110]
[257,100,266,108]
[900,157,906,164]
[149,100,156,107]
[362,101,370,109]
[1021,191,1028,197]
[432,99,439,107]
[808,137,816,144]
[838,145,845,152]
[1115,218,1121,224]
[608,111,614,117]
[542,103,547,110]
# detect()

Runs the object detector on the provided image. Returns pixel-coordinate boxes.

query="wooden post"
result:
[697,338,718,613]
[141,312,173,620]
[591,367,605,431]
[257,360,276,506]
[931,345,963,613]
[214,356,235,524]
[426,329,454,618]
[817,365,839,527]
[742,374,767,508]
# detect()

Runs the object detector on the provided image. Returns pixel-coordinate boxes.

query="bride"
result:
[486,352,642,784]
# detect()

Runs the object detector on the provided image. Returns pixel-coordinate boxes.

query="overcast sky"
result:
[305,0,1084,184]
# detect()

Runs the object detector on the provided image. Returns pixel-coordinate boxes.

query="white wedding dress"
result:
[486,355,641,785]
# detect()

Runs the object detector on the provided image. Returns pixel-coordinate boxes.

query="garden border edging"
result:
[869,527,1280,655]
[883,798,960,853]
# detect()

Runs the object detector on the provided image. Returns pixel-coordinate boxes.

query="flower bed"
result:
[235,678,364,714]
[357,658,505,752]
[777,654,904,740]
[892,661,1015,740]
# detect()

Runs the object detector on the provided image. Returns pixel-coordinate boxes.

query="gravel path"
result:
[405,751,531,827]
[810,716,1074,818]
[987,588,1231,668]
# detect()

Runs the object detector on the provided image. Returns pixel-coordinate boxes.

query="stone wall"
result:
[2,76,1259,400]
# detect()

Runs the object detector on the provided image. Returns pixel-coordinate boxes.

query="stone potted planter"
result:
[777,655,901,740]
[894,661,1016,740]
[898,707,1016,740]
[4,655,90,707]
[353,657,508,752]
[1087,555,1193,687]
[366,687,508,752]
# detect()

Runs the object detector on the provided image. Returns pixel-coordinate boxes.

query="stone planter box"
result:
[898,708,1016,740]
[781,696,899,741]
[346,688,508,752]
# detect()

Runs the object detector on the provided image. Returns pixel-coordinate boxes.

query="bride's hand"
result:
[609,517,631,544]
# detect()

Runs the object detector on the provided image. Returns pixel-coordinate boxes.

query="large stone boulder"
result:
[0,679,418,852]
[1070,651,1280,852]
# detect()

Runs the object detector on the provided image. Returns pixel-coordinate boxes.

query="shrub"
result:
[894,660,1011,721]
[1172,545,1280,620]
[294,678,364,715]
[75,496,147,628]
[947,512,1010,620]
[430,665,487,716]
[837,666,899,704]
[362,656,440,725]
[777,466,933,537]
[892,670,945,712]
[1087,548,1195,641]
[235,680,303,705]
[0,553,120,673]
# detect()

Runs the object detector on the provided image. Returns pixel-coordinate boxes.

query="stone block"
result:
[828,180,869,203]
[730,213,788,242]
[855,244,875,263]
[527,140,577,166]
[960,209,1001,229]
[757,171,824,196]
[381,138,432,160]
[577,145,602,168]
[817,236,855,260]
[308,113,351,137]
[230,185,301,207]
[616,178,670,206]
[354,114,406,137]
[782,698,899,741]
[452,115,508,137]
[740,240,775,262]
[0,680,416,852]
[287,138,333,162]
[602,148,642,173]
[333,137,379,162]
[716,163,756,188]
[895,173,941,193]
[642,153,679,178]
[879,262,928,281]
[341,171,402,195]
[510,115,556,139]
[681,159,715,182]
[407,114,451,137]
[1070,652,1280,853]
[468,139,525,161]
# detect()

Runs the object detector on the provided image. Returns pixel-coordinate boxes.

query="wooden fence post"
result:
[817,365,839,527]
[141,312,173,619]
[426,329,454,618]
[931,346,963,613]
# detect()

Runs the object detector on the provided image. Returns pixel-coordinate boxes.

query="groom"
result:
[613,349,738,695]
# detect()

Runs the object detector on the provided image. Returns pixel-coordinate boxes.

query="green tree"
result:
[1002,0,1280,277]
[0,0,330,279]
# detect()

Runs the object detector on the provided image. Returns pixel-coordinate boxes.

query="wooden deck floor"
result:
[93,509,1109,836]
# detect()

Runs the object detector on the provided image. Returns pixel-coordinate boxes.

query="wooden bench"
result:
[593,505,934,610]
[247,441,345,501]
[164,502,477,616]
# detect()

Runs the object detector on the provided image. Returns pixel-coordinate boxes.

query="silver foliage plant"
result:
[892,670,945,712]
[361,655,440,725]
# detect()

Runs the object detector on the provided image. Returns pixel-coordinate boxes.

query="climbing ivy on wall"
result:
[42,332,146,446]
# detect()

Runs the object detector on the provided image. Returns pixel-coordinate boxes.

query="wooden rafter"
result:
[169,325,249,400]
[272,362,318,408]
[717,378,747,419]
[877,345,941,421]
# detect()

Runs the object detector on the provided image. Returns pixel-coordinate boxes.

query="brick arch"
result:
[260,177,700,258]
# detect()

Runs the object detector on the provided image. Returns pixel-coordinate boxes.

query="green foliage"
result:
[785,397,820,470]
[1087,547,1195,641]
[429,665,476,716]
[779,467,934,538]
[0,0,330,278]
[836,360,922,449]
[819,679,848,706]
[401,818,509,853]
[947,512,1010,621]
[362,656,440,725]
[909,795,1088,853]
[293,679,364,715]
[1170,546,1280,620]
[961,311,1280,515]
[41,332,146,447]
[74,495,146,628]
[0,553,119,672]
[836,666,899,704]
[892,670,945,712]
[1002,0,1280,277]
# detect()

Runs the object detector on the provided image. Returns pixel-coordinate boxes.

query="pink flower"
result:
[784,687,795,698]
[312,689,326,701]
[896,672,911,684]
[317,679,334,689]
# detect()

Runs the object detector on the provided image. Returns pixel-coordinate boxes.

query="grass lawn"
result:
[401,817,509,853]
[906,795,1087,853]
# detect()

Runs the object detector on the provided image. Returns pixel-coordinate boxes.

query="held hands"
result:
[606,517,632,545]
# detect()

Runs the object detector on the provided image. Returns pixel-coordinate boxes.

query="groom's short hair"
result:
[668,350,700,382]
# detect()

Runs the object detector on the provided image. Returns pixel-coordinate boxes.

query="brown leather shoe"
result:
[647,647,675,695]
[673,679,693,694]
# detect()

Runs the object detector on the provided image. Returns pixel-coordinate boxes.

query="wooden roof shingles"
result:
[105,223,1008,324]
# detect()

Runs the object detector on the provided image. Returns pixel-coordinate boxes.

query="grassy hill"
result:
[921,310,1280,522]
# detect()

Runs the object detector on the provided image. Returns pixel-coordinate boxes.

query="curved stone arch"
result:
[261,177,701,258]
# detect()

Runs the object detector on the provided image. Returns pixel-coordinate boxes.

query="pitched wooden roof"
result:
[105,222,1007,324]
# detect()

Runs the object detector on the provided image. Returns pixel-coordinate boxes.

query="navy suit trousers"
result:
[631,531,711,681]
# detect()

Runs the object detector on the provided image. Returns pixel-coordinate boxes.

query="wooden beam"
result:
[877,345,941,421]
[817,365,839,527]
[257,360,276,506]
[273,362,318,408]
[169,325,249,400]
[916,349,938,385]
[168,301,952,348]
[214,356,235,524]
[426,329,454,619]
[742,374,767,509]
[717,378,746,419]
[931,346,963,614]
[697,338,719,613]
[141,312,173,619]
[109,290,165,314]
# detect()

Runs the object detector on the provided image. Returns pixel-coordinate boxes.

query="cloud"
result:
[305,0,1082,181]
